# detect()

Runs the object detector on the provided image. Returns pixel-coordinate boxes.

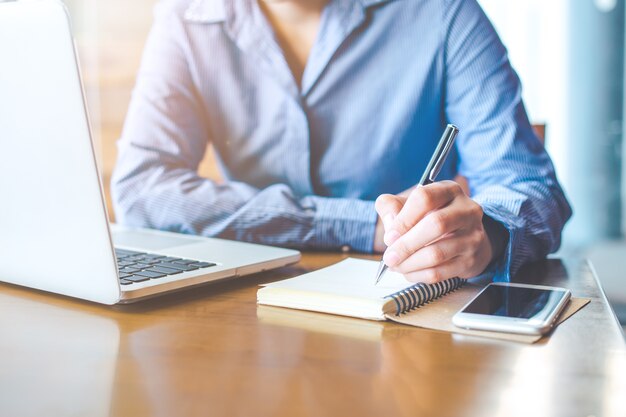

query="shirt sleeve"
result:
[111,3,377,253]
[443,0,572,280]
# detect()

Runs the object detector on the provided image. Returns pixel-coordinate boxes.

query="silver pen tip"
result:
[374,261,387,285]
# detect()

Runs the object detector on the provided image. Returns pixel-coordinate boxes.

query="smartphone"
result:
[452,282,571,335]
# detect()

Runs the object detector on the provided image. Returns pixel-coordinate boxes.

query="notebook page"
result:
[262,258,415,301]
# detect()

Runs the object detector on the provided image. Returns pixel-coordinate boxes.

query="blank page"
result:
[262,258,415,301]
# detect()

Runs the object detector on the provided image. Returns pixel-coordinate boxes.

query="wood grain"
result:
[0,254,624,417]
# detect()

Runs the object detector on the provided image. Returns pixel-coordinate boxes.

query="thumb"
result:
[375,194,405,230]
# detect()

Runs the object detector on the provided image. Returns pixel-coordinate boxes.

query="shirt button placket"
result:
[285,96,315,197]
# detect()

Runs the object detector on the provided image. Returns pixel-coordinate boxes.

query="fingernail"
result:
[384,230,400,246]
[384,250,401,266]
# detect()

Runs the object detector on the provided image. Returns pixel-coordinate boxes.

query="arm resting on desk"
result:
[110,4,377,253]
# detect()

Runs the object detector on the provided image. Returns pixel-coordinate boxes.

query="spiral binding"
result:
[385,277,465,316]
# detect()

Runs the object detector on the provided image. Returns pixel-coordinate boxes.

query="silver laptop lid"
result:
[0,0,120,303]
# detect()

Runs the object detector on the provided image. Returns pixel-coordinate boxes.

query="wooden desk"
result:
[0,254,624,417]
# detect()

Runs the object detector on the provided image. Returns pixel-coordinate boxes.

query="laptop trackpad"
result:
[111,229,202,251]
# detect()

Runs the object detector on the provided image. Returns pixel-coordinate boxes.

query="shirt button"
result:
[341,245,351,253]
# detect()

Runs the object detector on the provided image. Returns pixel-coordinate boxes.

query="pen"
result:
[374,124,459,285]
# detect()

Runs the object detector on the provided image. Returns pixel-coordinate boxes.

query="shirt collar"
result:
[184,0,400,24]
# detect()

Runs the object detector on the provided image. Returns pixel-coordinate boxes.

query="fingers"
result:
[402,257,464,284]
[390,181,463,238]
[391,218,491,283]
[399,231,490,283]
[384,197,475,266]
[389,231,470,274]
[375,194,406,231]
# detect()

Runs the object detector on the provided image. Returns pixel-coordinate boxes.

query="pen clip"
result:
[428,125,458,182]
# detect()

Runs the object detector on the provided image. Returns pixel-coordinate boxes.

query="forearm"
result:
[112,162,378,252]
[442,0,572,280]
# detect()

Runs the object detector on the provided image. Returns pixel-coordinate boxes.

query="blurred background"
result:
[62,0,626,324]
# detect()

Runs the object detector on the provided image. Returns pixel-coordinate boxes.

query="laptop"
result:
[0,0,301,304]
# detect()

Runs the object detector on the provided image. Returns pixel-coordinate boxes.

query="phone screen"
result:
[461,285,568,319]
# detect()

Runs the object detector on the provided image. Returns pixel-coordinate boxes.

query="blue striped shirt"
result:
[111,0,572,280]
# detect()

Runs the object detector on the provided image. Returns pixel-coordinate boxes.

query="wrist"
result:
[314,197,379,253]
[482,213,509,263]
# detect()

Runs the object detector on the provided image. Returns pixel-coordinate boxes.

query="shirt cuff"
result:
[477,202,525,282]
[313,197,378,253]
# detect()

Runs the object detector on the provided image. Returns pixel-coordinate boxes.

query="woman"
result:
[112,0,571,283]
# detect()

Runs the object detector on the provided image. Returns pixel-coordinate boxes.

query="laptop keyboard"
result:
[115,248,216,286]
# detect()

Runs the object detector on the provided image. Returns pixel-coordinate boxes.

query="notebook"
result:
[256,258,591,343]
[257,258,464,321]
[257,305,410,342]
